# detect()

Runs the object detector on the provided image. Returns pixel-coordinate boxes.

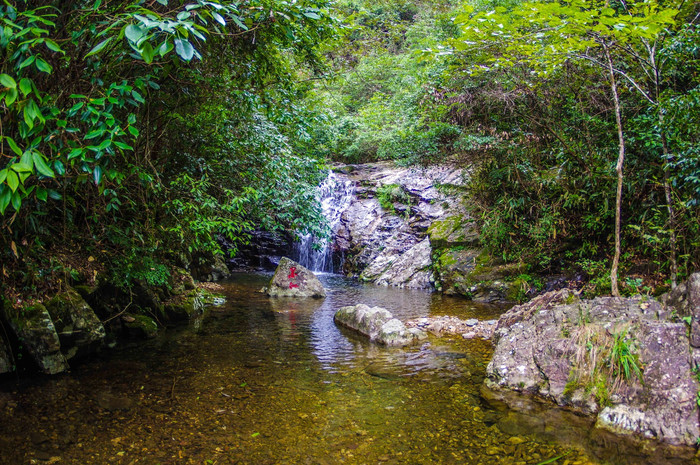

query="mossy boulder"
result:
[433,248,480,294]
[1,301,68,375]
[164,290,206,321]
[122,314,159,339]
[427,215,478,249]
[170,267,196,296]
[431,247,529,303]
[45,288,106,360]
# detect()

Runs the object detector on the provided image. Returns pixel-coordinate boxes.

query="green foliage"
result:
[310,0,464,164]
[0,0,340,294]
[410,0,700,288]
[606,329,643,384]
[376,183,411,212]
[111,254,171,291]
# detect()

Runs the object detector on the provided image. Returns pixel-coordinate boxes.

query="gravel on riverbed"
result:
[406,315,498,340]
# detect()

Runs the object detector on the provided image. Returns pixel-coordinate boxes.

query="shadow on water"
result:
[0,272,697,464]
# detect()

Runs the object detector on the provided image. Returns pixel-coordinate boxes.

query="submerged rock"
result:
[334,304,426,346]
[44,288,106,360]
[486,287,700,447]
[1,301,68,375]
[265,257,326,298]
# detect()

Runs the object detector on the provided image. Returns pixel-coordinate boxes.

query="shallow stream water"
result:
[0,273,695,464]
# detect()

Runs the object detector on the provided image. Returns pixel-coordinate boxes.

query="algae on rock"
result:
[1,301,68,375]
[44,288,106,360]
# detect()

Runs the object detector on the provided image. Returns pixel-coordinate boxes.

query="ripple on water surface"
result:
[0,272,695,465]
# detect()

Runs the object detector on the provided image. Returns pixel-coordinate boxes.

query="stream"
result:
[0,273,680,464]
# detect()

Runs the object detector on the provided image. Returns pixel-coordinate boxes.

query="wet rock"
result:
[335,162,468,290]
[487,288,700,447]
[334,304,427,346]
[122,314,159,338]
[44,288,106,360]
[265,258,326,298]
[169,267,196,296]
[1,301,68,374]
[406,315,497,340]
[192,254,231,282]
[360,238,433,288]
[164,289,205,321]
[427,215,478,249]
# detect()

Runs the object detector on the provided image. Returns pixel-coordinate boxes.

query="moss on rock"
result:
[123,314,159,339]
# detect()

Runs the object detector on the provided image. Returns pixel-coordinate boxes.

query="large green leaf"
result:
[0,74,16,88]
[86,37,113,57]
[174,38,195,61]
[6,169,19,192]
[33,152,55,178]
[0,188,10,215]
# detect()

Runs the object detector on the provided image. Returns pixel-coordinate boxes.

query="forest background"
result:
[0,0,698,305]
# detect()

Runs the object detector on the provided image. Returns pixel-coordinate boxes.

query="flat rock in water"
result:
[265,257,326,298]
[334,303,426,346]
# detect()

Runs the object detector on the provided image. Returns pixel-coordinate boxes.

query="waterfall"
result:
[296,171,354,273]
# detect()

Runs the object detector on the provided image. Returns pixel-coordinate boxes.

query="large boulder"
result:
[486,288,700,447]
[335,162,469,290]
[334,304,427,346]
[265,257,326,298]
[44,288,106,360]
[1,301,68,375]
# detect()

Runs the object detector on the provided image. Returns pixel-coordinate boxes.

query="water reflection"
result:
[0,272,692,464]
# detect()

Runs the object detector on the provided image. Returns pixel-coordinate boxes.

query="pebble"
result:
[465,319,478,327]
[462,332,477,339]
[507,436,526,445]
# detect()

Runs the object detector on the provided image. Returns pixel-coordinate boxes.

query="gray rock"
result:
[487,288,700,447]
[334,304,426,346]
[335,162,470,290]
[1,301,68,375]
[465,319,478,327]
[265,257,326,298]
[663,272,700,347]
[45,288,106,360]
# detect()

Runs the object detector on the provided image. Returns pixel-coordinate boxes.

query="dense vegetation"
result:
[0,0,335,301]
[315,0,700,295]
[1,0,698,303]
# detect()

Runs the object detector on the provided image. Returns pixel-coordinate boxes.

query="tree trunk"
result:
[660,111,678,289]
[606,45,624,297]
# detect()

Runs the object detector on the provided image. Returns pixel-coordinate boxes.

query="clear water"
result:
[0,273,695,464]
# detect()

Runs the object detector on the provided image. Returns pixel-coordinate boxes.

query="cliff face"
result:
[332,162,476,289]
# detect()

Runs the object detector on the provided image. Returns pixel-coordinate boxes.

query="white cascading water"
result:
[296,171,354,273]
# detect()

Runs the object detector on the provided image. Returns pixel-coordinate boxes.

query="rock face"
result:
[1,301,69,375]
[334,304,427,346]
[335,162,475,289]
[265,257,326,298]
[486,287,700,447]
[44,288,106,360]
